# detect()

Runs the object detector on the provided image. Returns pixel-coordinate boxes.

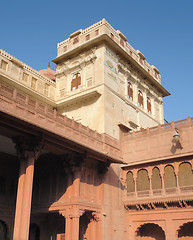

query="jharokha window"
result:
[147,97,151,113]
[128,82,133,100]
[71,73,81,91]
[138,90,143,107]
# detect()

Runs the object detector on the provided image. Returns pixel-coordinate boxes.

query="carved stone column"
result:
[147,167,153,196]
[133,170,138,197]
[174,162,180,193]
[60,207,85,240]
[159,165,165,195]
[13,136,43,240]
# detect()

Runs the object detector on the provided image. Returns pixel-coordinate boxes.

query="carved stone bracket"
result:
[12,136,44,161]
[92,211,101,222]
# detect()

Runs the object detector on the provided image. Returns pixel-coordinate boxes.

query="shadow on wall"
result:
[136,223,165,240]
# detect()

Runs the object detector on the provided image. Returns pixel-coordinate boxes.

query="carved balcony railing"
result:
[124,185,193,202]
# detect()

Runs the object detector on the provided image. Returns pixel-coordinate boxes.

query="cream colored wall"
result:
[56,45,106,134]
[103,45,162,139]
[55,42,164,139]
[0,50,56,107]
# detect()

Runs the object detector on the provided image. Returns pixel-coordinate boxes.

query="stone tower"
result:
[53,19,170,139]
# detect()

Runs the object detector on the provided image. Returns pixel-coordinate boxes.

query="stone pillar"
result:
[13,137,42,240]
[174,163,180,194]
[71,217,80,240]
[133,170,138,197]
[65,217,72,240]
[147,168,153,196]
[160,166,165,195]
[60,207,85,240]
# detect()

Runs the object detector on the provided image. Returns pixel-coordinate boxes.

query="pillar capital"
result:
[12,136,43,160]
[59,207,85,219]
[92,211,102,222]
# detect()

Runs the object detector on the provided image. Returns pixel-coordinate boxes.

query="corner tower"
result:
[53,19,170,139]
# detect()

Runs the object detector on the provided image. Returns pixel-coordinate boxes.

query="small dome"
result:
[39,63,56,81]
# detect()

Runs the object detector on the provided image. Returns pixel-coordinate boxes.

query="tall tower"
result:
[53,19,170,139]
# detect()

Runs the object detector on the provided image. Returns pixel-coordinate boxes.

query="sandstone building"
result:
[0,19,193,240]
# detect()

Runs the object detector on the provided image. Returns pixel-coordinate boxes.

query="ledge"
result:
[57,88,101,108]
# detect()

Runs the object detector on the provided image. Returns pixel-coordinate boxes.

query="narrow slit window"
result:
[128,82,133,100]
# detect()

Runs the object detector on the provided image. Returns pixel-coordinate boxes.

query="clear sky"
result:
[1,0,193,122]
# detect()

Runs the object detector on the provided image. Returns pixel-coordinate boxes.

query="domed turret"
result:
[39,62,56,80]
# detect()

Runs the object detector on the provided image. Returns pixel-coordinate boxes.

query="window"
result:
[128,82,133,100]
[152,167,162,190]
[139,57,144,65]
[63,46,67,52]
[138,90,143,107]
[95,29,99,36]
[31,78,37,90]
[110,33,114,40]
[178,162,193,187]
[73,37,79,44]
[155,71,158,79]
[71,73,81,91]
[120,39,124,47]
[22,72,29,82]
[86,34,90,41]
[137,169,150,191]
[44,83,49,96]
[147,97,151,113]
[126,171,135,193]
[164,165,177,188]
[1,60,8,71]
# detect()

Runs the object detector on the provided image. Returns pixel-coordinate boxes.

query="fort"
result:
[0,19,192,240]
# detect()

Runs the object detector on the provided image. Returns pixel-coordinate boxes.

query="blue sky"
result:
[1,0,193,122]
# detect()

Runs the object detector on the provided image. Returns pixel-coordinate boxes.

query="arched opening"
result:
[152,167,162,190]
[126,171,135,193]
[164,165,176,188]
[0,220,7,240]
[138,90,143,107]
[29,223,40,240]
[178,222,193,239]
[136,223,165,240]
[137,169,150,191]
[179,162,193,187]
[147,97,151,113]
[128,82,133,100]
[71,73,81,91]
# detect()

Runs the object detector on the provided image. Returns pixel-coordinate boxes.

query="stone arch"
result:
[152,167,162,190]
[178,162,193,187]
[126,171,135,193]
[137,169,150,191]
[177,221,193,239]
[164,165,177,188]
[29,223,40,240]
[0,220,8,240]
[136,223,166,240]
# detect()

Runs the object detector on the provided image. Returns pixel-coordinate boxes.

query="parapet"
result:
[54,19,162,84]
